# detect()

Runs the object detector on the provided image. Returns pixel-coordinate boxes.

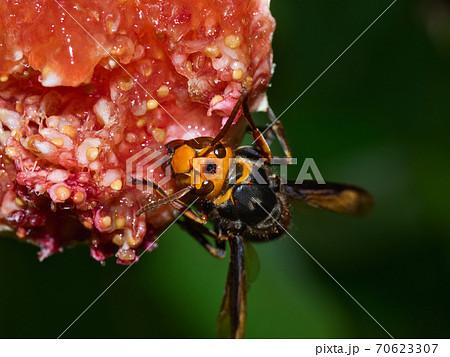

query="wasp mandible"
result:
[132,87,373,338]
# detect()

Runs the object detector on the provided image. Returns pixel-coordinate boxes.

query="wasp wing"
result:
[216,270,232,338]
[244,241,260,286]
[216,235,247,339]
[284,180,374,216]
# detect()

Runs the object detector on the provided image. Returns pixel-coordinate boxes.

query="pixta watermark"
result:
[126,148,325,192]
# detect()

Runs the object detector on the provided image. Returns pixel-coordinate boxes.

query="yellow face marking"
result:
[214,157,254,204]
[189,145,233,199]
[171,144,196,174]
[205,146,232,199]
[214,187,234,205]
[235,159,252,185]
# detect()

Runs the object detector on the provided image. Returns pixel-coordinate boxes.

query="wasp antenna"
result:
[136,186,192,216]
[198,88,248,157]
[129,177,170,198]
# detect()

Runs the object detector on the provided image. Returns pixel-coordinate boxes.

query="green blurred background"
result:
[1,0,450,338]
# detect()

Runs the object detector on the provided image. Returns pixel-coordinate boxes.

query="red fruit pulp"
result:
[0,0,275,263]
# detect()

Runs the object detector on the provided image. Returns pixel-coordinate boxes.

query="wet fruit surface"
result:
[0,0,275,263]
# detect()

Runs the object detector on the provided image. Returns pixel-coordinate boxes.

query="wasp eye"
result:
[214,143,227,158]
[189,137,213,149]
[195,180,215,196]
[175,173,191,187]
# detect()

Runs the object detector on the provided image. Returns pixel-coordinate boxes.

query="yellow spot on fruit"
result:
[55,185,71,201]
[210,95,224,107]
[127,236,141,249]
[152,128,166,143]
[72,191,85,204]
[157,85,170,98]
[91,10,100,21]
[60,125,77,139]
[17,228,26,239]
[146,99,159,111]
[11,130,22,140]
[115,216,126,230]
[51,138,64,147]
[112,234,124,246]
[99,215,112,229]
[15,197,25,207]
[27,135,44,154]
[83,219,94,229]
[4,146,18,159]
[224,34,242,49]
[15,101,24,114]
[86,147,99,162]
[110,179,123,191]
[0,75,9,82]
[242,76,253,90]
[204,44,220,57]
[118,77,134,91]
[136,117,147,128]
[232,69,244,81]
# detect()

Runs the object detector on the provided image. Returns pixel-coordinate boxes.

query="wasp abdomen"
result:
[219,184,278,226]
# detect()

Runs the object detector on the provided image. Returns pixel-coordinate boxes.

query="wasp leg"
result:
[228,235,247,338]
[129,177,165,195]
[245,108,292,159]
[178,218,226,259]
[244,124,274,144]
[171,200,206,225]
[267,106,292,158]
[199,87,272,159]
[216,234,247,338]
[241,89,273,159]
[130,177,205,223]
[247,125,280,150]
